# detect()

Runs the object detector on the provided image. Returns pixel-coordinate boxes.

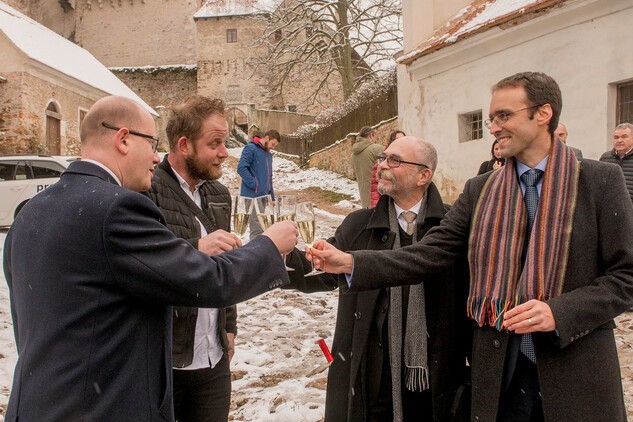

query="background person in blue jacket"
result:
[237,129,281,239]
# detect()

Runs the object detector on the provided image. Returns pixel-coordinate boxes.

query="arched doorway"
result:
[45,101,62,155]
[227,107,248,134]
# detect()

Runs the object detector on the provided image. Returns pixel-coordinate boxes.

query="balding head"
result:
[80,96,159,192]
[377,136,437,209]
[555,123,568,143]
[80,96,149,147]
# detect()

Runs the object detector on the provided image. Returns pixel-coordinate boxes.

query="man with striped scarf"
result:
[310,72,633,422]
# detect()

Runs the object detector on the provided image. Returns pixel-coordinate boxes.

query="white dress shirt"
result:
[172,168,223,370]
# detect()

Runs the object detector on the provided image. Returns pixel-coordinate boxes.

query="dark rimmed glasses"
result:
[102,122,159,152]
[484,104,543,129]
[377,153,428,169]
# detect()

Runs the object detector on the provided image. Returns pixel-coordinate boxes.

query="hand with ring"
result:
[504,299,557,333]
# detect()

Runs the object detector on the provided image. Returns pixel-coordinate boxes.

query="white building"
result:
[398,0,633,202]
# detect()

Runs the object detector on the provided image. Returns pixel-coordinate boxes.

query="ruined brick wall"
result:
[0,72,94,155]
[74,0,201,67]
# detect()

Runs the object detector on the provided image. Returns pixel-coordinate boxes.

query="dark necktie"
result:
[401,211,417,236]
[519,169,543,363]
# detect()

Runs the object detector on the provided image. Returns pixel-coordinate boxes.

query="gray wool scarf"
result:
[388,198,429,422]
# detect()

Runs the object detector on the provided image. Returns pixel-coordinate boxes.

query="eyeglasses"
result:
[484,104,543,129]
[102,122,159,152]
[377,153,428,169]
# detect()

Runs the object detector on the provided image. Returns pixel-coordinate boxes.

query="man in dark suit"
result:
[311,72,633,421]
[2,96,298,422]
[288,137,470,422]
[144,96,239,422]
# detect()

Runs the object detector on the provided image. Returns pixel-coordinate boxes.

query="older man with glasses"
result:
[287,136,471,422]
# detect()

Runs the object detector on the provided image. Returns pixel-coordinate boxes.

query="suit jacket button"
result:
[354,311,362,320]
[493,339,501,349]
[381,234,388,242]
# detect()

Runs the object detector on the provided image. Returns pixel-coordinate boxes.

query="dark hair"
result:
[492,72,562,137]
[166,96,226,150]
[490,139,499,158]
[359,126,374,138]
[264,129,281,142]
[388,130,405,146]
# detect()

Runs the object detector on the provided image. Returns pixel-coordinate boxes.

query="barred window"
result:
[227,29,237,43]
[458,110,483,143]
[617,81,633,125]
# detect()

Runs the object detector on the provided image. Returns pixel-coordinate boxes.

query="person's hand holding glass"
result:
[297,201,323,276]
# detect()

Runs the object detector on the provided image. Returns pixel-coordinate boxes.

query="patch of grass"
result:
[306,186,352,203]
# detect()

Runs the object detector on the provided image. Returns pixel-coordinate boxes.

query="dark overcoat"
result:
[2,161,289,422]
[288,183,471,422]
[348,159,633,422]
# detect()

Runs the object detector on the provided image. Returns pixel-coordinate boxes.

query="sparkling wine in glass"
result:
[296,202,323,276]
[254,195,275,230]
[232,195,253,241]
[277,195,297,271]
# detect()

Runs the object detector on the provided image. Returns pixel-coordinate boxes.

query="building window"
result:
[288,105,297,113]
[458,110,483,143]
[617,81,633,125]
[227,29,237,43]
[274,29,282,42]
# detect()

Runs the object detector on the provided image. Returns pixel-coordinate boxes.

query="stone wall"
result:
[195,14,276,110]
[195,13,345,117]
[252,107,315,135]
[74,0,199,67]
[111,65,197,150]
[308,118,399,180]
[0,72,94,155]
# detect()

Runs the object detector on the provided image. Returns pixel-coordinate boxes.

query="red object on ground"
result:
[318,338,334,363]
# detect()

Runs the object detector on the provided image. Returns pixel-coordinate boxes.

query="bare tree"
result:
[250,0,402,108]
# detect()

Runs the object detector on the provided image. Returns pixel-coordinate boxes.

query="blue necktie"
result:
[519,169,543,363]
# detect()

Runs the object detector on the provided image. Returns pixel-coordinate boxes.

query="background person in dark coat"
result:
[476,139,505,175]
[311,72,633,422]
[144,96,239,422]
[288,137,471,422]
[2,96,299,422]
[600,122,633,204]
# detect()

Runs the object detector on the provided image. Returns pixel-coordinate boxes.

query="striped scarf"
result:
[467,138,580,330]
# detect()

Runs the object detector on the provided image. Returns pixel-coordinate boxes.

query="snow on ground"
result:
[0,150,357,421]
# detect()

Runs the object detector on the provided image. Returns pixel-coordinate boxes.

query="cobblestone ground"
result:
[616,312,633,419]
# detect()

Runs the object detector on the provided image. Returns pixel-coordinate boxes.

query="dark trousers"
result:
[173,355,231,422]
[497,352,544,422]
[368,389,433,422]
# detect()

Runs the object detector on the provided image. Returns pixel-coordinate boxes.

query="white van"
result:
[0,155,78,227]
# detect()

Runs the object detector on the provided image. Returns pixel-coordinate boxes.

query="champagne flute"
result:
[276,195,297,271]
[254,195,275,231]
[232,195,253,242]
[296,202,323,276]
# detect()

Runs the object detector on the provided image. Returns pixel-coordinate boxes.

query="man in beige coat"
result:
[351,126,384,208]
